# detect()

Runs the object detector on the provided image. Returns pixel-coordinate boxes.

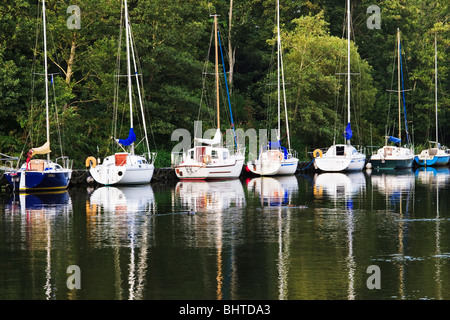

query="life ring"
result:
[85,156,97,168]
[313,149,323,158]
[277,152,283,161]
[202,155,211,165]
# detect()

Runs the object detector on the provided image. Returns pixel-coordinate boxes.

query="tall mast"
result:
[128,16,151,157]
[124,0,134,154]
[214,14,220,130]
[276,0,281,141]
[397,28,401,142]
[435,33,438,145]
[277,0,290,150]
[42,0,50,161]
[347,0,351,144]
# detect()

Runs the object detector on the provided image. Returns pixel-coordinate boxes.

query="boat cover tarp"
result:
[119,128,136,146]
[31,141,51,156]
[263,141,288,159]
[388,136,401,144]
[194,128,221,146]
[343,123,352,140]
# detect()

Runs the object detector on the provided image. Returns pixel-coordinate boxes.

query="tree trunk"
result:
[66,32,77,85]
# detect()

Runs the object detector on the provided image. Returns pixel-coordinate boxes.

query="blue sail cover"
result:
[388,136,401,144]
[265,141,288,159]
[343,123,352,140]
[119,128,136,146]
[269,141,281,149]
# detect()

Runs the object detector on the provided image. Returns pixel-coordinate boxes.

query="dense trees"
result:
[0,0,448,166]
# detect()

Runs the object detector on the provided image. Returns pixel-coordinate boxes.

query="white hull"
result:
[173,145,244,180]
[89,153,154,185]
[175,157,244,180]
[247,157,298,176]
[314,144,366,172]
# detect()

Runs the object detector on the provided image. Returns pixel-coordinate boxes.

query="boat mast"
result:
[347,0,351,145]
[276,0,281,142]
[435,33,438,147]
[397,28,401,143]
[128,16,151,157]
[42,0,50,162]
[214,14,220,130]
[124,0,134,154]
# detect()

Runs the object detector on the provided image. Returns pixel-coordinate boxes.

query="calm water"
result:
[0,167,449,300]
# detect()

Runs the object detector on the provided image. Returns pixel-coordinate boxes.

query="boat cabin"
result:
[186,146,230,165]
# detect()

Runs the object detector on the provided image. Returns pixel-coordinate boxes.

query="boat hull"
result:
[5,169,71,192]
[370,146,414,170]
[313,144,366,172]
[314,156,365,172]
[175,158,244,180]
[370,158,413,170]
[89,153,154,185]
[414,155,449,167]
[247,157,298,176]
[90,164,154,185]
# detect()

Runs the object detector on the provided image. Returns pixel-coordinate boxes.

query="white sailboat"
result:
[172,15,244,180]
[313,0,365,172]
[370,29,414,170]
[246,0,298,176]
[414,34,449,167]
[87,0,155,185]
[5,0,72,192]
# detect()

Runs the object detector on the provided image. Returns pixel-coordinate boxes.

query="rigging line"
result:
[218,30,237,148]
[386,47,397,138]
[198,24,215,124]
[51,75,64,158]
[399,41,411,145]
[128,22,151,156]
[111,1,125,155]
[30,2,43,148]
[129,28,158,153]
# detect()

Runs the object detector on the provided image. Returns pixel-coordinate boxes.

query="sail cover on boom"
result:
[30,141,51,157]
[118,128,136,146]
[388,136,401,144]
[343,123,353,141]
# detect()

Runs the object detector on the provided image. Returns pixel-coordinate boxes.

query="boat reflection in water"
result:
[86,185,155,300]
[245,176,299,300]
[415,166,449,186]
[246,175,299,207]
[173,179,245,300]
[312,172,366,300]
[369,169,414,206]
[369,169,415,299]
[4,191,73,300]
[313,172,366,207]
[174,179,246,213]
[415,166,448,300]
[88,185,155,216]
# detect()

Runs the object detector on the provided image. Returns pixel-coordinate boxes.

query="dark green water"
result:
[1,167,449,300]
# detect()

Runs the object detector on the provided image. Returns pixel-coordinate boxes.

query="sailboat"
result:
[246,0,298,176]
[370,29,414,170]
[5,0,72,192]
[313,0,366,172]
[414,34,449,167]
[87,0,155,185]
[172,15,244,180]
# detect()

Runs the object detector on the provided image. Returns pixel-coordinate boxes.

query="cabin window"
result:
[211,150,218,159]
[223,150,229,160]
[336,146,345,156]
[190,150,194,160]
